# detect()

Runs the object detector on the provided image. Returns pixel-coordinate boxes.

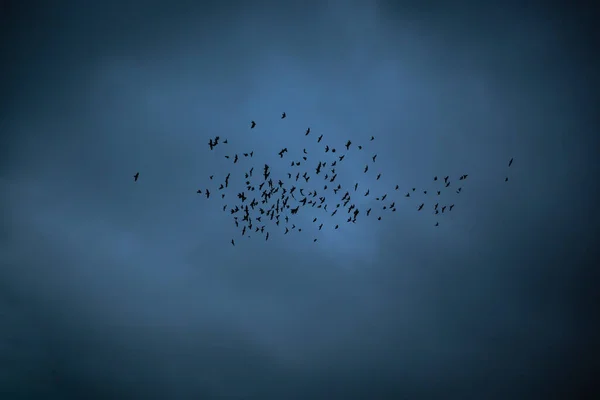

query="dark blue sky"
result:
[1,1,598,398]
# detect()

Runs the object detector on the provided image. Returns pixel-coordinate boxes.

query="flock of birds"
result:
[133,114,515,246]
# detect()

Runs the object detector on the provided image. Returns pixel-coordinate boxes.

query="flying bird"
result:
[281,112,286,119]
[508,157,513,167]
[133,172,139,182]
[251,121,256,129]
[305,127,310,135]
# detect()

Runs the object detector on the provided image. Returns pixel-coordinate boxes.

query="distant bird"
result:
[133,172,139,182]
[435,222,439,227]
[197,189,202,194]
[205,189,210,199]
[449,204,455,211]
[305,127,310,135]
[395,185,399,190]
[317,134,323,143]
[505,177,509,182]
[405,192,410,197]
[345,140,352,150]
[444,176,449,183]
[231,239,235,246]
[281,112,286,119]
[434,176,437,181]
[372,154,377,162]
[364,165,368,173]
[251,121,256,129]
[417,203,424,211]
[358,145,362,150]
[208,139,215,150]
[508,157,513,167]
[437,191,441,195]
[370,136,375,141]
[376,173,381,180]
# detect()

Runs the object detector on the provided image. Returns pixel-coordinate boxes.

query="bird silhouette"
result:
[305,127,310,135]
[508,157,513,167]
[251,121,256,129]
[281,112,286,119]
[133,172,139,182]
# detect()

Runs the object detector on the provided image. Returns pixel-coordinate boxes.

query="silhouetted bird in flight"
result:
[508,157,513,167]
[197,189,202,194]
[251,121,256,129]
[205,190,210,199]
[208,139,215,150]
[434,176,437,181]
[358,145,362,150]
[435,222,439,227]
[417,203,424,211]
[281,112,286,119]
[345,140,352,150]
[370,136,375,141]
[133,172,139,182]
[305,127,310,135]
[376,174,381,180]
[449,204,455,211]
[317,134,323,143]
[372,154,377,162]
[231,239,235,246]
[505,177,509,182]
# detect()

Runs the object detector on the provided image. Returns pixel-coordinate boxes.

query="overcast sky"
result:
[1,1,598,398]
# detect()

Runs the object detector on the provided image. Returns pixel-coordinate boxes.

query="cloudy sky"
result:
[1,1,598,398]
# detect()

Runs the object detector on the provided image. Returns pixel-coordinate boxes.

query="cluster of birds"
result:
[133,115,515,246]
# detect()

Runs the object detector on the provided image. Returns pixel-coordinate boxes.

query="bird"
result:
[133,172,139,182]
[508,157,513,167]
[345,140,352,150]
[449,204,455,211]
[251,121,256,129]
[435,222,439,227]
[305,127,310,135]
[364,165,368,173]
[417,203,424,211]
[231,239,235,246]
[434,176,437,181]
[281,112,286,119]
[372,154,377,162]
[370,136,375,141]
[376,173,381,180]
[505,177,509,182]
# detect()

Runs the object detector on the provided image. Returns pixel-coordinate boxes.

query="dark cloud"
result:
[1,1,598,398]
